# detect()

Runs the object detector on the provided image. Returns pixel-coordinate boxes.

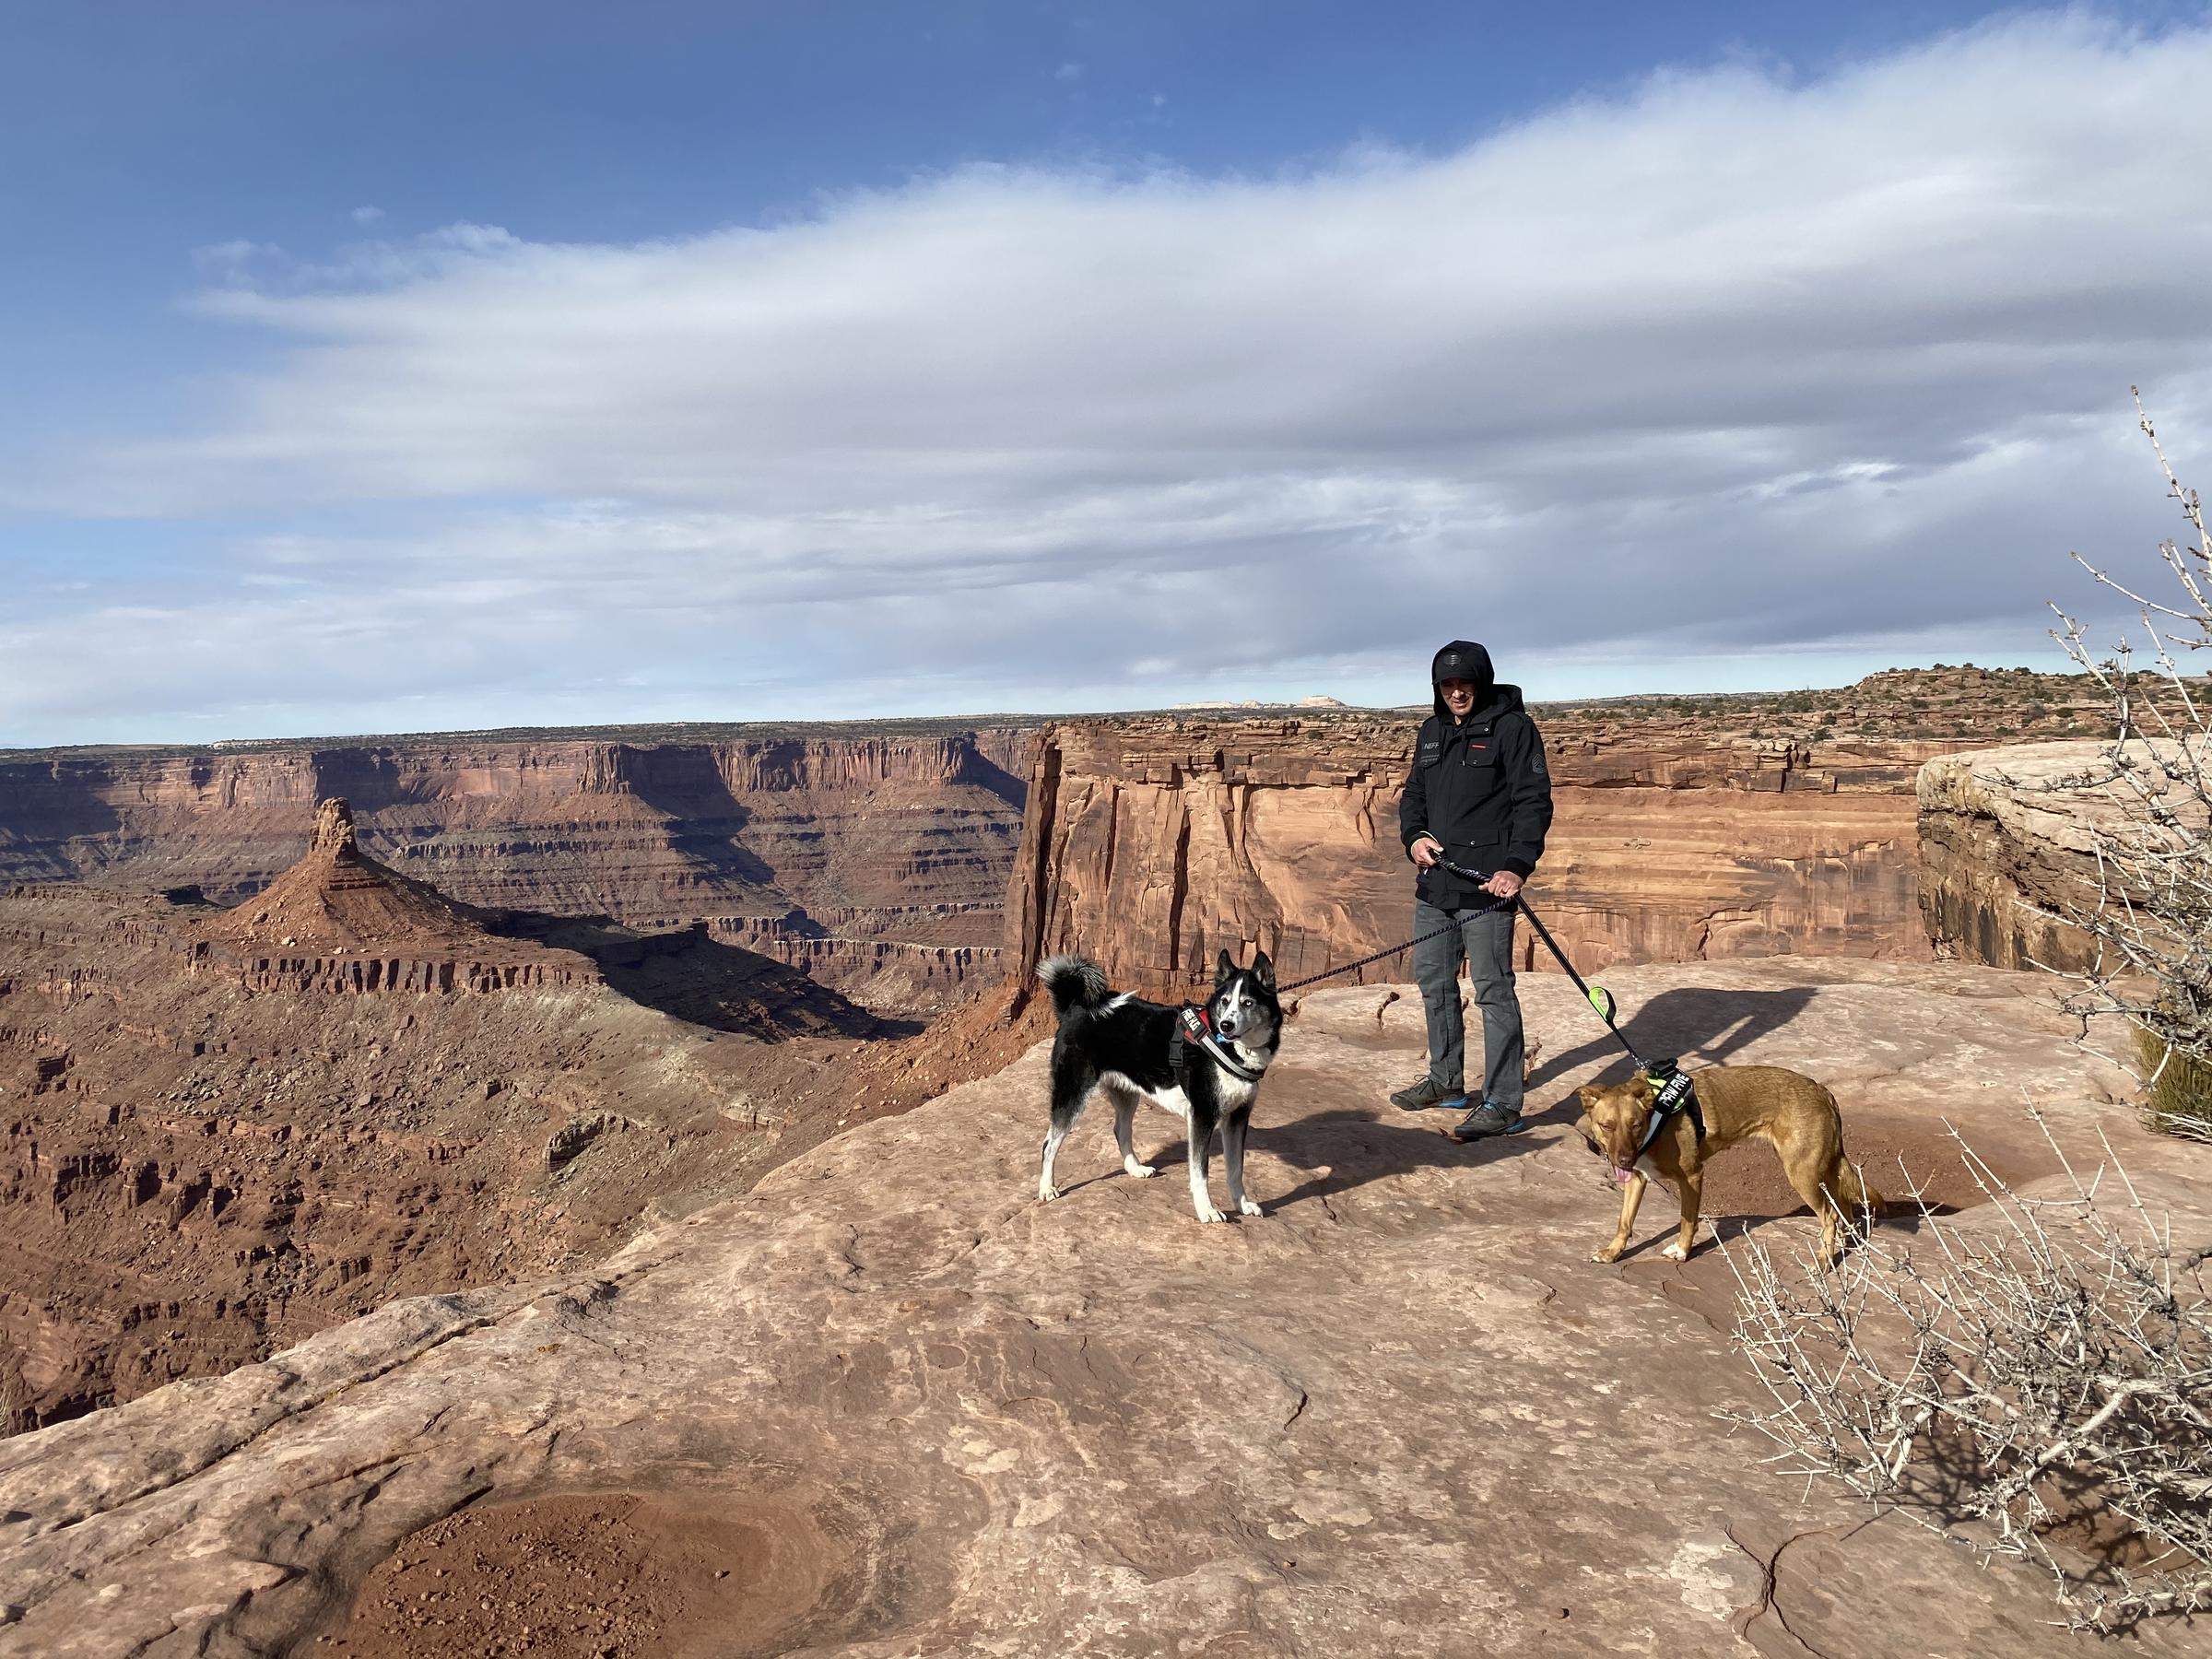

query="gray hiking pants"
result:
[1412,898,1524,1112]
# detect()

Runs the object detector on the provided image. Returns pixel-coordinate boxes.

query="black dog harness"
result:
[1635,1059,1707,1152]
[1169,1005,1265,1088]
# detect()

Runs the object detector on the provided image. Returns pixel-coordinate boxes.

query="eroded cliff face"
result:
[1008,715,1978,996]
[0,727,1033,1013]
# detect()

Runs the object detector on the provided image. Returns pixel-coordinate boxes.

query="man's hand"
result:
[1411,835,1443,869]
[1482,869,1524,900]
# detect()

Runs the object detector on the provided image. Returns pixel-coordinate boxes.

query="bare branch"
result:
[1724,1120,2212,1631]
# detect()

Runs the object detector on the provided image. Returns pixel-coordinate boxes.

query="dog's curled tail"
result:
[1038,955,1113,1020]
[1829,1159,1887,1219]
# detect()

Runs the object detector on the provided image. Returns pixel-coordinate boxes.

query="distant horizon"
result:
[0,657,2100,758]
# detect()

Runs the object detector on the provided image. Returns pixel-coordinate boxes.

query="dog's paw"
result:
[1591,1247,1623,1265]
[1124,1160,1159,1179]
[1194,1205,1229,1225]
[1660,1239,1690,1262]
[1240,1198,1264,1218]
[1038,1184,1061,1203]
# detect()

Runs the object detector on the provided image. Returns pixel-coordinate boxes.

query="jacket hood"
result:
[1430,640,1495,719]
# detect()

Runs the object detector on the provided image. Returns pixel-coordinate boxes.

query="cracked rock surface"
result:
[1,959,2202,1657]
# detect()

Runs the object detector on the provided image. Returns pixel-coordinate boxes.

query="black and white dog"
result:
[1036,949,1282,1223]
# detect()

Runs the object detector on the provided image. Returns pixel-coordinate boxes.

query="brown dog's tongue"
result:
[1612,1166,1634,1186]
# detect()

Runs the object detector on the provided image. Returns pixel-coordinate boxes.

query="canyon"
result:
[2,669,2094,1020]
[0,803,902,1433]
[0,668,2122,1438]
[2,669,2203,1653]
[0,723,1034,1016]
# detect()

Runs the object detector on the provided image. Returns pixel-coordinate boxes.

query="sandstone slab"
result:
[1,959,2201,1656]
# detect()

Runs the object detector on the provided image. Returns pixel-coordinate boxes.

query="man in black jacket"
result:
[1392,640,1555,1139]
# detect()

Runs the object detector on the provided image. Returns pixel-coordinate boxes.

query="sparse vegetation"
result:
[1729,1117,2212,1631]
[2041,391,2212,1137]
[1729,399,2212,1636]
[2138,1028,2212,1143]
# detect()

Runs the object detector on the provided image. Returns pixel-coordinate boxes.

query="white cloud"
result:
[6,11,2212,743]
[1055,60,1086,82]
[350,205,386,224]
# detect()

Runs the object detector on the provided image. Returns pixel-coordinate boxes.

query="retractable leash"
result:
[1431,858,1704,1145]
[1251,858,1700,1140]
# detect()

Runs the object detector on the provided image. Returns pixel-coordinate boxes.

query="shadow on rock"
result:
[1528,983,1819,1090]
[1262,1102,1558,1213]
[497,912,915,1041]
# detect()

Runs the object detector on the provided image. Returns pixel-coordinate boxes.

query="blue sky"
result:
[5,2,2210,744]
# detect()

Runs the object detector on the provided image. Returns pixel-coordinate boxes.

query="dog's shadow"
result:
[1088,1103,1559,1212]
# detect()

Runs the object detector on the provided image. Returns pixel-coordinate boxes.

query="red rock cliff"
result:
[1008,714,1977,997]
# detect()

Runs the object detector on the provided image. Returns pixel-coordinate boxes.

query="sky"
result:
[5,1,2211,747]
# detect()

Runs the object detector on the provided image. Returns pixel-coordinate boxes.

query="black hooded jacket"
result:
[1396,641,1555,909]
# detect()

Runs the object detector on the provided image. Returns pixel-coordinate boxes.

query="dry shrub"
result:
[2041,392,2212,1135]
[1726,1116,2212,1630]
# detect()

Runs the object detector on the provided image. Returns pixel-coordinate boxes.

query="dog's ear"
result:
[1574,1083,1599,1110]
[1214,947,1234,987]
[1252,948,1275,990]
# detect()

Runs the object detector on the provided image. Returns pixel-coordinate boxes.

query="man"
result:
[1391,640,1555,1139]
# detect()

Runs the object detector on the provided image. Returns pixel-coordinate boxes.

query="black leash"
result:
[1433,858,1705,1141]
[1430,859,1649,1070]
[1272,856,1703,1138]
[1273,896,1512,994]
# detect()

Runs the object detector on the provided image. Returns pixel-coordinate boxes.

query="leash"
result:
[1431,858,1705,1142]
[1273,899,1513,994]
[1271,856,1704,1139]
[1212,858,1707,1141]
[1429,859,1648,1069]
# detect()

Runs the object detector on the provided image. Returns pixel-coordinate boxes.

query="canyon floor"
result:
[4,957,2201,1657]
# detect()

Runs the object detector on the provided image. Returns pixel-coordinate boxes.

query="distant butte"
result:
[195,797,599,996]
[201,798,498,951]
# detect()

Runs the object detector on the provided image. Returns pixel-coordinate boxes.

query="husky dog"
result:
[1036,949,1282,1223]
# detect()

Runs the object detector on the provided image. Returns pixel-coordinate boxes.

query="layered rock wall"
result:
[1915,740,2160,971]
[1009,717,1975,996]
[0,728,1032,1012]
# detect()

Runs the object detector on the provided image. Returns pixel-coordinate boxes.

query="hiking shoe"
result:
[1390,1076,1463,1112]
[1450,1101,1528,1141]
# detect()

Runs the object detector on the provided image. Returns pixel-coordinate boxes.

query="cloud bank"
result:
[6,12,2212,743]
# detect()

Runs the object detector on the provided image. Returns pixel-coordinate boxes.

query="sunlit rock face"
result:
[1007,713,1968,999]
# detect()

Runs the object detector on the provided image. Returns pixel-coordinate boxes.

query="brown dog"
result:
[1576,1065,1884,1265]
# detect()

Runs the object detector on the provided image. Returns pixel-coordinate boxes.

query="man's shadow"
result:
[1527,984,1818,1091]
[1081,1100,1552,1212]
[1263,1104,1555,1211]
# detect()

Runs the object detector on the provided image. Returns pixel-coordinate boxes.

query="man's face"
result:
[1439,677,1477,716]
